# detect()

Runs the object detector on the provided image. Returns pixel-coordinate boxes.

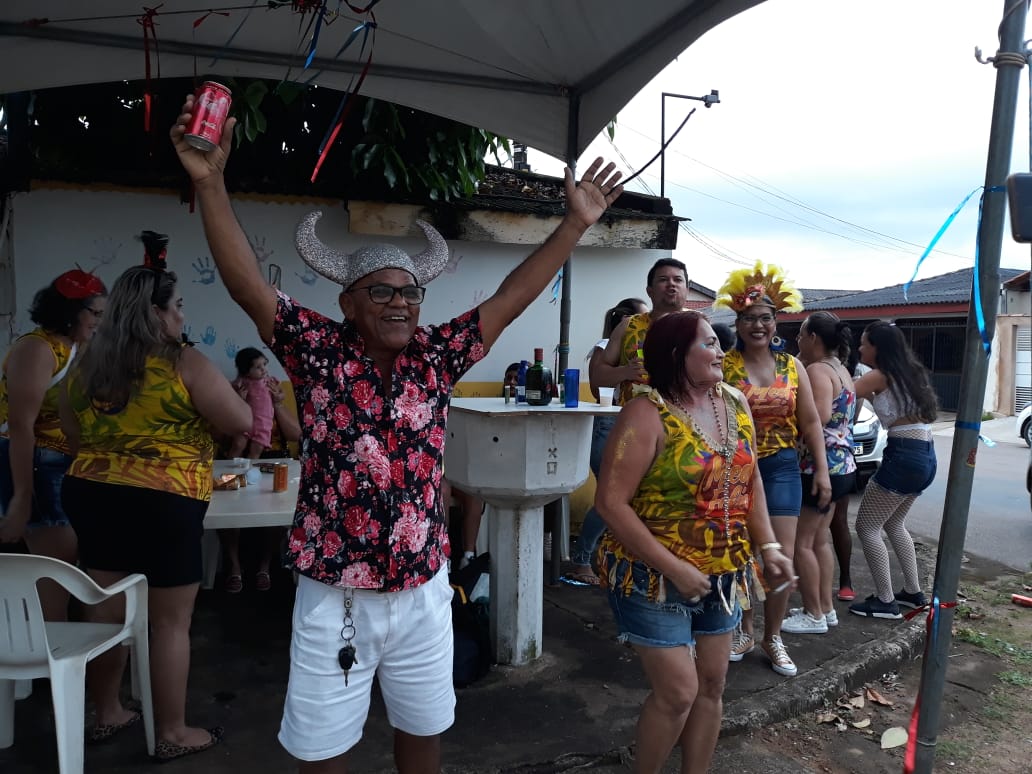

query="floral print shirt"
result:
[270,291,485,591]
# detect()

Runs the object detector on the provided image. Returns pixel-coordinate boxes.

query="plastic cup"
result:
[598,386,615,407]
[564,369,580,407]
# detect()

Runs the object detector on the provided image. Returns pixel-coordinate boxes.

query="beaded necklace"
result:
[665,384,739,536]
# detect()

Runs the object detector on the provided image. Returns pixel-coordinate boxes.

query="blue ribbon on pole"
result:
[550,268,563,304]
[904,185,1005,357]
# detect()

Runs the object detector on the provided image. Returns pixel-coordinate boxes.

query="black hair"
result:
[711,322,736,351]
[602,297,648,337]
[505,362,521,377]
[646,258,688,286]
[29,284,97,335]
[234,347,267,377]
[863,321,938,423]
[804,311,851,363]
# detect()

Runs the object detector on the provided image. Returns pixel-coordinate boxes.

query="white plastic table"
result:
[200,460,300,589]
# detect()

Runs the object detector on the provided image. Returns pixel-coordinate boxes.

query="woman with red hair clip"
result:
[0,268,107,620]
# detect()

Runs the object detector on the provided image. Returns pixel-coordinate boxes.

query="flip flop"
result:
[154,726,224,763]
[560,571,600,587]
[255,571,271,592]
[86,710,141,745]
[224,574,243,594]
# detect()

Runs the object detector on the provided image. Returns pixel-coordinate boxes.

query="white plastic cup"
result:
[598,386,615,407]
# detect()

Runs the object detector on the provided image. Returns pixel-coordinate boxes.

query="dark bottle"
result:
[515,360,529,404]
[525,348,554,406]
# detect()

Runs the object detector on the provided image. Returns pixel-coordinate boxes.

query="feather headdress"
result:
[714,261,803,313]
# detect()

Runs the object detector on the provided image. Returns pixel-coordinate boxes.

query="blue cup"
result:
[564,369,580,407]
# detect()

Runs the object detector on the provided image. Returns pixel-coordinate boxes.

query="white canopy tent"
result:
[0,0,765,369]
[0,0,762,163]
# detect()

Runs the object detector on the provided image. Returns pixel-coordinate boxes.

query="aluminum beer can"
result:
[273,463,289,493]
[185,81,232,151]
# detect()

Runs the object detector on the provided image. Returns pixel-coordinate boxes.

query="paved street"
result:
[903,417,1031,571]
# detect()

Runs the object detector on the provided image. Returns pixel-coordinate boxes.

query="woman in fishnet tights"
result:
[850,322,938,619]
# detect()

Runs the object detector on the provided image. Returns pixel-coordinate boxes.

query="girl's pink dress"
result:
[233,376,274,448]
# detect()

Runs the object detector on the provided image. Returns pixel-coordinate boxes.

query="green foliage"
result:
[352,98,511,201]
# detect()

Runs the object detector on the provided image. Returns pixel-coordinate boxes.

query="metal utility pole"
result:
[911,2,1027,772]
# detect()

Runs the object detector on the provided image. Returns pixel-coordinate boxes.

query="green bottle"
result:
[525,348,554,406]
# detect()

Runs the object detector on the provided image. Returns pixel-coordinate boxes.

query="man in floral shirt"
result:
[173,96,624,774]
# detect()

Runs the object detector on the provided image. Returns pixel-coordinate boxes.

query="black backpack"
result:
[449,553,492,688]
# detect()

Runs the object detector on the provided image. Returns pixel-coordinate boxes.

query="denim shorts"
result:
[589,415,616,477]
[871,436,936,495]
[801,472,856,512]
[605,556,741,648]
[0,437,73,529]
[758,448,803,516]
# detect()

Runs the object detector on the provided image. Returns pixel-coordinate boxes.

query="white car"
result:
[852,402,888,489]
[1017,403,1032,447]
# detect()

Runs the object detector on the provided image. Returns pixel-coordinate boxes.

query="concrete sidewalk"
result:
[1,495,936,774]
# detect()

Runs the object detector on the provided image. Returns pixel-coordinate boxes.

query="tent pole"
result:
[558,95,581,382]
[910,1,1023,771]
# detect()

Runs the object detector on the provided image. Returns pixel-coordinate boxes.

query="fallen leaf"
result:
[881,727,908,749]
[848,695,866,709]
[866,687,895,707]
[816,712,842,725]
[851,718,872,729]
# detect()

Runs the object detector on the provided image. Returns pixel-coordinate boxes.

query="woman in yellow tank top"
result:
[716,262,830,680]
[0,269,107,621]
[595,311,793,774]
[61,241,251,761]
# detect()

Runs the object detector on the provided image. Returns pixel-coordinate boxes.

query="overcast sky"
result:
[529,0,1032,292]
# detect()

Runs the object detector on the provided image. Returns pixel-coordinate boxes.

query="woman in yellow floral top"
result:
[0,269,106,621]
[60,247,251,761]
[595,311,793,774]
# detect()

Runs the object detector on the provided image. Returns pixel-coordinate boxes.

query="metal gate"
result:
[895,319,967,413]
[1016,326,1031,413]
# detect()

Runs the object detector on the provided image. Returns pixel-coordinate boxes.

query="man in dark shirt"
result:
[171,96,623,774]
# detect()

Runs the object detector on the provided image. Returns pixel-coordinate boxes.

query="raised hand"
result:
[170,94,237,189]
[562,157,624,231]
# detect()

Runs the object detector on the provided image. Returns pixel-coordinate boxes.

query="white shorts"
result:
[277,568,456,762]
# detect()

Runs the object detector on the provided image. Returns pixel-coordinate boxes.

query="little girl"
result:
[228,347,277,459]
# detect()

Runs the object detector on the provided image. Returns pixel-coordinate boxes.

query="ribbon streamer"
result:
[136,4,163,132]
[550,268,563,304]
[904,185,1004,357]
[206,0,262,67]
[902,595,959,774]
[310,16,376,182]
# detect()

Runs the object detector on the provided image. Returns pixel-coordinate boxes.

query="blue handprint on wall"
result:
[225,339,238,360]
[193,257,217,285]
[296,268,318,286]
[201,326,217,346]
[249,234,274,266]
[182,323,193,342]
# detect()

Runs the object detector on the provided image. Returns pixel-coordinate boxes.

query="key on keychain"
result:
[338,644,357,686]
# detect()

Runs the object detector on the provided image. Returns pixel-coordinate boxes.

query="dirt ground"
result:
[721,567,1032,774]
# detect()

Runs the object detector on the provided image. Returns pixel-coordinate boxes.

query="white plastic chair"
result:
[0,554,155,772]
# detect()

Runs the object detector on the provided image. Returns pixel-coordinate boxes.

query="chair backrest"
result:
[0,555,107,667]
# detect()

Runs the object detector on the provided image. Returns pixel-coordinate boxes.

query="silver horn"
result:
[295,211,350,284]
[410,220,450,285]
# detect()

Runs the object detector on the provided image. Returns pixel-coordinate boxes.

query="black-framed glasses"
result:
[738,313,774,325]
[347,284,426,305]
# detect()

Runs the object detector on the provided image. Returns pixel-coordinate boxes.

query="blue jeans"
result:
[571,415,616,567]
[757,448,803,516]
[0,437,73,529]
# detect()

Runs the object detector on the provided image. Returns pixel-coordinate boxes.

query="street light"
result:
[660,90,720,198]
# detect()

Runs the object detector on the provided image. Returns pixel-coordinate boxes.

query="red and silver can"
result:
[1012,594,1032,608]
[273,463,289,493]
[185,81,232,151]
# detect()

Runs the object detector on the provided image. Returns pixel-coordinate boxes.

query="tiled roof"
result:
[703,267,1023,320]
[802,268,1024,311]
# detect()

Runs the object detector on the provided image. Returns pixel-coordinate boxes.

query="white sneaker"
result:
[781,609,828,634]
[729,628,754,662]
[788,606,838,627]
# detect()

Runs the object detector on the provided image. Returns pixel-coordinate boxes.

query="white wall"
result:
[4,187,668,384]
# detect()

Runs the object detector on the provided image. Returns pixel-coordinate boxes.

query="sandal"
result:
[154,726,224,763]
[86,710,141,745]
[224,574,243,594]
[560,570,600,587]
[255,571,271,592]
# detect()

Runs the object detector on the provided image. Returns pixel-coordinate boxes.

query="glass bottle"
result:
[525,348,554,406]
